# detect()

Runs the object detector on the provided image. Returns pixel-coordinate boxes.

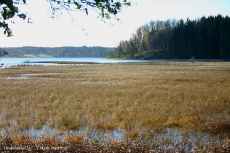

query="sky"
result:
[0,0,230,47]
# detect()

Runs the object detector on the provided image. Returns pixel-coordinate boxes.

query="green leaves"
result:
[105,13,110,19]
[18,14,26,20]
[0,22,13,37]
[0,0,28,36]
[74,2,82,9]
[124,2,131,6]
[73,2,82,9]
[93,0,131,19]
[96,3,101,7]
[2,7,16,20]
[115,2,121,8]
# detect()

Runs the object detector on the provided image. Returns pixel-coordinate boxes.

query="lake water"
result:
[0,57,227,67]
[0,57,183,67]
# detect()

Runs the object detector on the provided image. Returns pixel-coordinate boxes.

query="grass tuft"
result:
[204,121,230,135]
[0,62,230,151]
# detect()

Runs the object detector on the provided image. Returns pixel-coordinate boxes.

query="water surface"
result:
[0,57,206,67]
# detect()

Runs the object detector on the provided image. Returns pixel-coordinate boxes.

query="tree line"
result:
[108,15,230,59]
[3,46,113,57]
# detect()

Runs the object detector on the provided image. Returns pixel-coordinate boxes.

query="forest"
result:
[3,46,113,57]
[108,15,230,60]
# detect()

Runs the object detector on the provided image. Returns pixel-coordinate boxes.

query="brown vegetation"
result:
[0,62,230,151]
[0,134,229,152]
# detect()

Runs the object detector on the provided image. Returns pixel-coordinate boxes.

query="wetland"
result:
[0,62,229,152]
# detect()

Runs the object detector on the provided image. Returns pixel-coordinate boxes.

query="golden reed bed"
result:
[0,62,229,152]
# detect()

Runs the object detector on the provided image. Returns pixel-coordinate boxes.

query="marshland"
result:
[0,62,229,152]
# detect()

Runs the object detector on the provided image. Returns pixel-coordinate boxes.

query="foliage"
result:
[189,56,195,63]
[110,15,230,59]
[48,0,131,19]
[0,0,131,36]
[0,0,27,36]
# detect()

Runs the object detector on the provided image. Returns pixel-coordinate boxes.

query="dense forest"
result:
[3,46,113,57]
[108,15,230,59]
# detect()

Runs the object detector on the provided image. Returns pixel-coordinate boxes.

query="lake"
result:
[0,57,180,67]
[0,57,227,67]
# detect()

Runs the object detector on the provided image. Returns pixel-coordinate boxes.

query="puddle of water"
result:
[0,73,122,85]
[0,125,124,142]
[0,77,28,80]
[0,125,227,152]
[0,73,61,80]
[21,73,61,76]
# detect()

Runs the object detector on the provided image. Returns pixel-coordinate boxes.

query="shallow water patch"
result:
[0,73,122,85]
[0,125,227,151]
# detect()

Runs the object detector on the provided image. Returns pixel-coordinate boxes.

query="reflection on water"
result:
[1,57,226,67]
[0,57,163,67]
[0,124,226,153]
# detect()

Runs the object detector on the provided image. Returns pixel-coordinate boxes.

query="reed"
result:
[0,62,230,151]
[0,134,229,152]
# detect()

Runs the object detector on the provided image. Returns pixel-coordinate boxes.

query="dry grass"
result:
[0,62,230,151]
[0,134,229,152]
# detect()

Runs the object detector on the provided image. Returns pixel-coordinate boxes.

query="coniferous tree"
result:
[110,15,230,60]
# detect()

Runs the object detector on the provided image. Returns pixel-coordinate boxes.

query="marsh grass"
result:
[0,134,229,152]
[0,62,230,151]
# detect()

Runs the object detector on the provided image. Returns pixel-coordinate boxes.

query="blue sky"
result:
[0,0,230,47]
